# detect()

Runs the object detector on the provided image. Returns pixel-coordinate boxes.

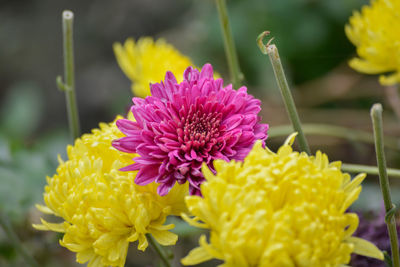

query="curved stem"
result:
[215,0,243,88]
[147,234,172,267]
[258,32,310,154]
[0,211,39,267]
[371,103,400,267]
[341,163,400,178]
[268,123,399,150]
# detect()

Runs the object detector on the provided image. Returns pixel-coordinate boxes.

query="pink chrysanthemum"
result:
[113,64,268,196]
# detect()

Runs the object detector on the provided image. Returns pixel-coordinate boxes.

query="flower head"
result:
[113,64,268,196]
[345,0,400,85]
[33,117,188,267]
[181,134,384,266]
[114,37,194,97]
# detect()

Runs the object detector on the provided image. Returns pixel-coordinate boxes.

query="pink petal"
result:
[135,164,160,185]
[116,119,141,135]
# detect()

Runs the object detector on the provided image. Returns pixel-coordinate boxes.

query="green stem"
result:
[268,123,400,150]
[147,234,172,267]
[371,103,400,267]
[270,123,400,178]
[215,0,243,88]
[58,10,81,140]
[341,163,400,178]
[0,212,39,267]
[257,32,310,154]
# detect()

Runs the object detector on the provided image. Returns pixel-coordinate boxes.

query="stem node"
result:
[56,76,70,92]
[385,204,397,224]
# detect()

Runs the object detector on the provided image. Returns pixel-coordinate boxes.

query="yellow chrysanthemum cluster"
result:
[33,117,188,267]
[182,134,383,267]
[113,37,194,97]
[345,0,400,86]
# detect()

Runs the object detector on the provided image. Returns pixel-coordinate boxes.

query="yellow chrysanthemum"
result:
[113,37,194,97]
[345,0,400,85]
[33,116,188,267]
[181,134,383,267]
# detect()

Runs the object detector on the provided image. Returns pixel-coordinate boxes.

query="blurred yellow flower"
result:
[33,116,188,267]
[345,0,400,86]
[181,134,383,267]
[113,37,194,97]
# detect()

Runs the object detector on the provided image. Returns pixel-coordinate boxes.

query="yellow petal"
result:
[347,236,384,260]
[149,223,175,231]
[87,255,102,267]
[149,229,177,246]
[181,213,208,229]
[349,58,391,74]
[284,132,298,146]
[35,204,55,214]
[60,239,90,252]
[113,42,135,80]
[341,186,362,213]
[32,218,66,233]
[379,72,400,86]
[181,246,214,266]
[343,173,366,194]
[127,232,139,242]
[137,234,148,251]
[76,249,96,264]
[343,213,359,239]
[344,24,358,46]
[201,162,216,181]
[199,235,223,259]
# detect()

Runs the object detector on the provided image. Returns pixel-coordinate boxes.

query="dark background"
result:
[0,0,399,266]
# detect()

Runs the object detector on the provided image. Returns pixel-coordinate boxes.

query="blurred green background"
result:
[0,0,399,266]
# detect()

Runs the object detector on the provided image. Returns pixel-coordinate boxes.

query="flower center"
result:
[179,106,221,152]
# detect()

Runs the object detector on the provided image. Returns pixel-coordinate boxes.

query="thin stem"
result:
[147,234,172,267]
[268,123,400,150]
[341,163,400,178]
[371,103,400,267]
[0,212,39,267]
[257,31,310,154]
[60,10,81,140]
[270,124,400,178]
[215,0,243,88]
